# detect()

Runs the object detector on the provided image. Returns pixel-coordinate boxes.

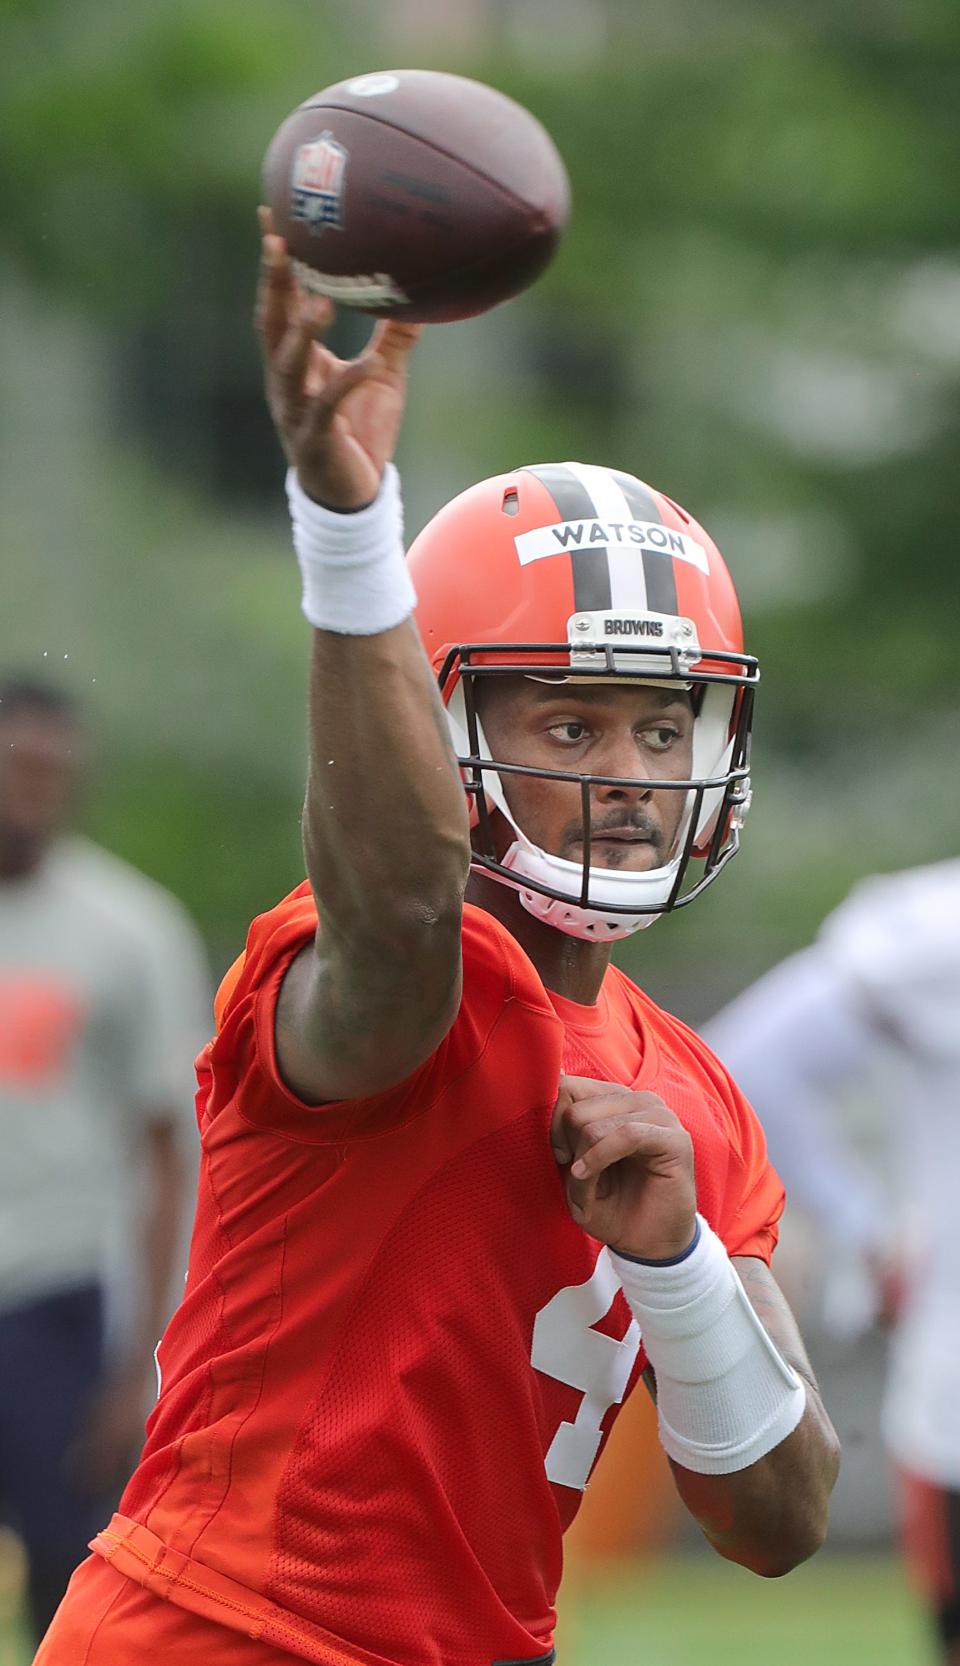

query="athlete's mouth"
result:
[563,821,664,867]
[591,828,652,843]
[556,807,666,866]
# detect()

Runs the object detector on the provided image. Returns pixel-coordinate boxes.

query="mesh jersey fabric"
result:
[92,887,783,1666]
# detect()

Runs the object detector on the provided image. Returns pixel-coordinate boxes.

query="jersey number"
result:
[531,1249,641,1491]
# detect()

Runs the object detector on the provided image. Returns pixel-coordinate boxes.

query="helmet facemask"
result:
[440,637,756,942]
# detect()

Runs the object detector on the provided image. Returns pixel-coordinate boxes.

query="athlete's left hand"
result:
[551,1074,697,1260]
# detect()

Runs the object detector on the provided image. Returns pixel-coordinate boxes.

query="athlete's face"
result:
[476,678,694,870]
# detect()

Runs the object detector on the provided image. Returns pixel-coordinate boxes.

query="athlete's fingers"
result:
[551,1080,681,1169]
[552,1080,626,1159]
[563,1078,674,1125]
[301,353,382,440]
[564,1118,667,1220]
[265,318,311,429]
[557,1081,673,1140]
[553,1085,678,1170]
[363,318,423,374]
[551,1080,635,1164]
[303,338,346,400]
[565,1166,601,1222]
[298,291,337,342]
[269,297,335,418]
[255,221,296,360]
[569,1114,689,1182]
[550,1082,577,1164]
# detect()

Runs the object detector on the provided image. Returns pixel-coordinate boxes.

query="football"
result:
[261,69,570,323]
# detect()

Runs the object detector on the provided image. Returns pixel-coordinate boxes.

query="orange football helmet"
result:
[409,461,757,939]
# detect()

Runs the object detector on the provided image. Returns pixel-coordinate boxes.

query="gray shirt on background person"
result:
[0,834,210,1332]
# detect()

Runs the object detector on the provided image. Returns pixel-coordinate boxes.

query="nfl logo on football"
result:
[291,133,348,232]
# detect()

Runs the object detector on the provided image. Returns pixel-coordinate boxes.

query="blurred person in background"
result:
[705,857,960,1665]
[0,675,210,1644]
[35,228,838,1666]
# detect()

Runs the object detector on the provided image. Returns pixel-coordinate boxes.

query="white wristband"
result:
[612,1216,806,1475]
[285,462,417,635]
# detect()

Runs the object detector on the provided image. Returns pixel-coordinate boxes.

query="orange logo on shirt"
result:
[0,975,86,1089]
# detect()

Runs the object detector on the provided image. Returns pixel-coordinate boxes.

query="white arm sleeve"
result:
[704,947,887,1253]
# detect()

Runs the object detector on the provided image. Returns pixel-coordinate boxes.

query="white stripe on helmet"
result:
[562,461,650,611]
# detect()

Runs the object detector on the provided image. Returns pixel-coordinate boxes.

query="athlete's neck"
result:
[466,871,612,1005]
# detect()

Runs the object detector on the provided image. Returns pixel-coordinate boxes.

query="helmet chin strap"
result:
[496,848,664,941]
[480,789,686,941]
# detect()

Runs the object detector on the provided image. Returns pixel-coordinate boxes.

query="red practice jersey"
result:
[93,889,783,1666]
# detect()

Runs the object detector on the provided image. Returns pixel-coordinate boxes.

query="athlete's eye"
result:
[548,720,589,744]
[642,725,681,752]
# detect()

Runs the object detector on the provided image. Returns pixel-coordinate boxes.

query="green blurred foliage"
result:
[2,1,958,1003]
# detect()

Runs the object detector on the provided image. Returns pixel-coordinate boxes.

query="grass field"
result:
[0,1550,934,1664]
[560,1552,934,1665]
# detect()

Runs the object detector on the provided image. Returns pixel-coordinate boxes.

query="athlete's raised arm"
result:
[256,216,471,1104]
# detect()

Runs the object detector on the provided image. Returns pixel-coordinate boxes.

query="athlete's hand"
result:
[551,1075,697,1260]
[256,207,421,510]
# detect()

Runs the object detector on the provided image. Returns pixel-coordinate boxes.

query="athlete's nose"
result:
[590,727,654,805]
